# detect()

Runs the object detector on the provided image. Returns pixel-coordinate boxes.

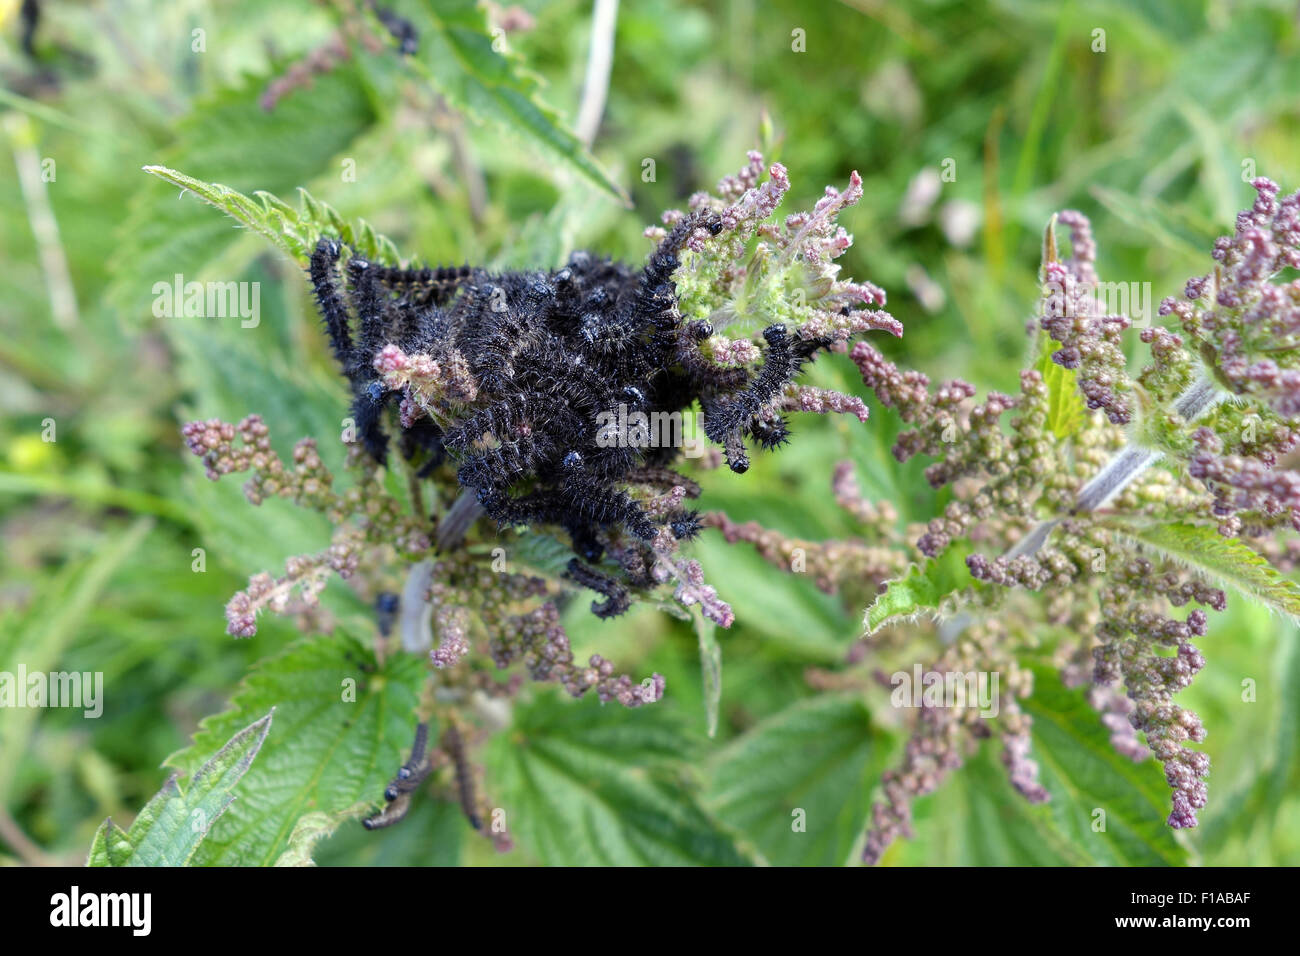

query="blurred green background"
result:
[1,0,1298,866]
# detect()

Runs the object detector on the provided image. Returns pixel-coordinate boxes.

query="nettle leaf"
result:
[706,694,886,866]
[165,632,425,866]
[691,533,853,662]
[273,804,370,867]
[1019,666,1189,865]
[1111,522,1300,624]
[863,544,980,636]
[495,530,575,579]
[142,166,403,267]
[486,694,752,866]
[897,746,1078,866]
[393,0,629,206]
[1034,215,1087,440]
[87,713,273,867]
[1034,332,1087,439]
[311,796,465,866]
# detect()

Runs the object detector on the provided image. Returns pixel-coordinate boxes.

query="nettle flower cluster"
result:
[662,150,901,373]
[181,153,899,835]
[838,179,1300,859]
[1162,179,1300,531]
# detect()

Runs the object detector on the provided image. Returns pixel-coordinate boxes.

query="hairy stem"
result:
[1072,444,1162,514]
[1017,370,1224,558]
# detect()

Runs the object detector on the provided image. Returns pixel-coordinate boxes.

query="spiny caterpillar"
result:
[307,212,833,616]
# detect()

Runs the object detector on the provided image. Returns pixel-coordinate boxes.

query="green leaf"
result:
[694,609,723,739]
[0,471,191,525]
[496,530,577,579]
[141,167,404,267]
[863,544,979,636]
[1110,522,1300,624]
[486,694,752,866]
[691,532,853,662]
[1034,332,1087,440]
[85,819,134,868]
[311,797,465,866]
[896,746,1081,865]
[1032,215,1087,440]
[87,712,273,867]
[706,694,885,866]
[1019,666,1189,865]
[397,0,629,206]
[274,804,370,867]
[165,632,426,865]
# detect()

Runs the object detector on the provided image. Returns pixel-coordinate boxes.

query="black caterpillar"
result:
[307,213,831,615]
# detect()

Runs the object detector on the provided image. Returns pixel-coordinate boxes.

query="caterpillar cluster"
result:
[307,213,832,615]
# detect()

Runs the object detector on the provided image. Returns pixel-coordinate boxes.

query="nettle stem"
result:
[1013,370,1224,559]
[1071,444,1161,514]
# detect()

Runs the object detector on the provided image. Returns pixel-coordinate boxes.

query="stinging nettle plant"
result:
[130,145,1300,865]
[148,150,899,852]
